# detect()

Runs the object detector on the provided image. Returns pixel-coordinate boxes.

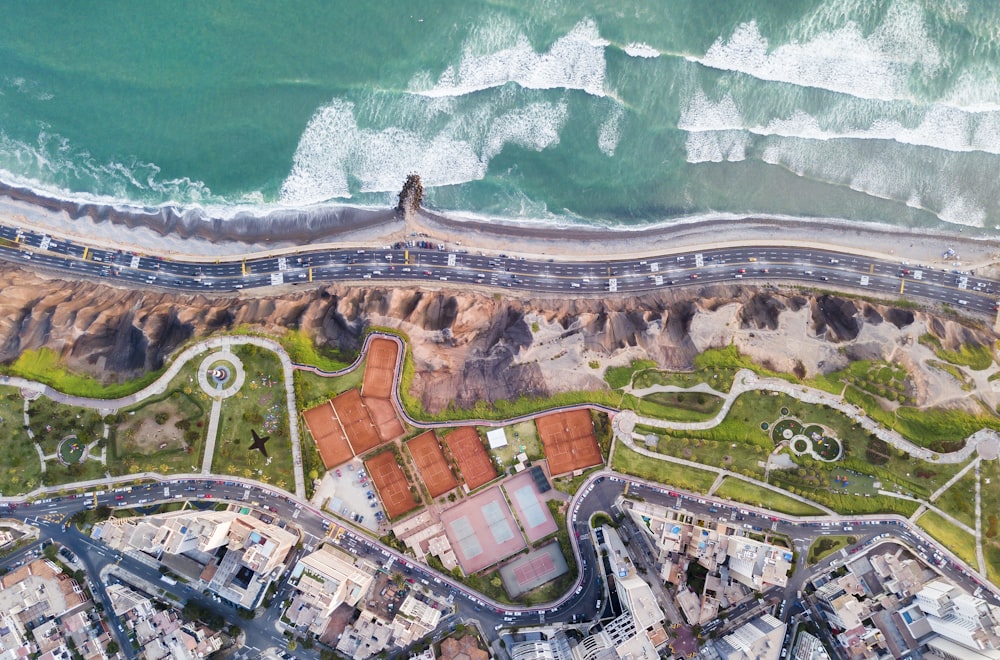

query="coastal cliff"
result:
[0,264,994,414]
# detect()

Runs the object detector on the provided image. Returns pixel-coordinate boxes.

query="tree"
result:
[106,641,120,655]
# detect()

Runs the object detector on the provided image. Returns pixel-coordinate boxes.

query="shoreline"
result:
[0,183,997,271]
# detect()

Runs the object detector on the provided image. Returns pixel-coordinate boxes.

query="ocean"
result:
[1,0,998,234]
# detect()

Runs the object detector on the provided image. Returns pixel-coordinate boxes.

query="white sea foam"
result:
[281,96,569,205]
[678,85,1000,157]
[410,18,608,98]
[597,105,623,157]
[684,130,749,164]
[938,194,986,228]
[760,136,989,228]
[0,127,216,204]
[623,42,659,59]
[691,0,941,102]
[756,105,1000,155]
[678,89,743,132]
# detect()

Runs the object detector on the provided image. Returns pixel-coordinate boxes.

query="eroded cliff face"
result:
[0,266,994,413]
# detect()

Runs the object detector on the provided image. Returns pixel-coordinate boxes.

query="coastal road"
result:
[1,222,997,317]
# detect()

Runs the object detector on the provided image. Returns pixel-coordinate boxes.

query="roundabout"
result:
[197,351,246,399]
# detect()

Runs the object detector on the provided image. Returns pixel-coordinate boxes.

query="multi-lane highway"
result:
[1,222,997,316]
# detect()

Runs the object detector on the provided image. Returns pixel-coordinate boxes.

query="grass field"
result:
[3,347,166,399]
[26,397,104,455]
[612,443,717,494]
[917,511,978,568]
[932,468,979,530]
[488,420,541,467]
[979,460,1000,586]
[215,346,294,490]
[634,367,733,392]
[713,478,825,516]
[919,333,996,371]
[279,329,356,372]
[605,359,658,389]
[294,360,366,410]
[807,535,857,564]
[638,428,768,481]
[0,387,43,495]
[636,391,725,422]
[115,391,209,476]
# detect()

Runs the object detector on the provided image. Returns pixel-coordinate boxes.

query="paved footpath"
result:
[0,336,306,499]
[628,369,1000,465]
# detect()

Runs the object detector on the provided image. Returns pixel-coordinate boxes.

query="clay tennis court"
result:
[364,451,419,519]
[332,389,381,455]
[441,487,526,574]
[365,397,405,442]
[406,431,458,498]
[499,541,568,596]
[503,470,557,543]
[362,337,398,400]
[536,409,603,476]
[302,401,353,469]
[443,427,496,491]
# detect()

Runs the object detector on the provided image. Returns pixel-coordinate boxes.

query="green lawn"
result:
[612,443,717,494]
[214,346,294,491]
[713,477,825,516]
[3,347,166,399]
[294,360,366,410]
[633,368,734,392]
[636,428,768,481]
[114,391,209,477]
[919,333,996,371]
[807,535,858,564]
[917,511,978,568]
[26,398,104,454]
[932,468,979,530]
[278,329,356,372]
[636,391,725,422]
[0,387,43,495]
[487,420,541,467]
[605,359,658,389]
[978,460,1000,587]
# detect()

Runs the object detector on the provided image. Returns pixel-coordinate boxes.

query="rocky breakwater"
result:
[0,266,995,414]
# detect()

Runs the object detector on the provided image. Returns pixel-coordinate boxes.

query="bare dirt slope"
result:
[0,265,995,414]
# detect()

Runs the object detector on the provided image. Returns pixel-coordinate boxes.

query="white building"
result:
[714,614,786,660]
[487,428,508,449]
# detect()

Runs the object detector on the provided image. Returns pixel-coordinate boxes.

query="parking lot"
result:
[312,458,387,533]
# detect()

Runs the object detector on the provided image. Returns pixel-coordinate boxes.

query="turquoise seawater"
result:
[1,0,999,233]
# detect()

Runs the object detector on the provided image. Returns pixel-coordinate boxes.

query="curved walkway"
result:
[612,411,836,515]
[628,370,1000,465]
[0,336,305,499]
[5,330,997,503]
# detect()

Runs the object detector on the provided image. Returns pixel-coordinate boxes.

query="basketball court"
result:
[406,431,458,498]
[443,427,496,491]
[362,337,398,400]
[332,389,381,455]
[535,409,603,476]
[503,470,557,543]
[302,401,353,469]
[441,486,526,575]
[364,451,419,520]
[498,541,568,596]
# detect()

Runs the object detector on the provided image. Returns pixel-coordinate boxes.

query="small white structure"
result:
[487,428,509,449]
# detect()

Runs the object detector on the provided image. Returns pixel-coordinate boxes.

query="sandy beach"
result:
[0,184,997,274]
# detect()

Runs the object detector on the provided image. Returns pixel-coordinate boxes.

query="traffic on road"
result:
[1,222,997,316]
